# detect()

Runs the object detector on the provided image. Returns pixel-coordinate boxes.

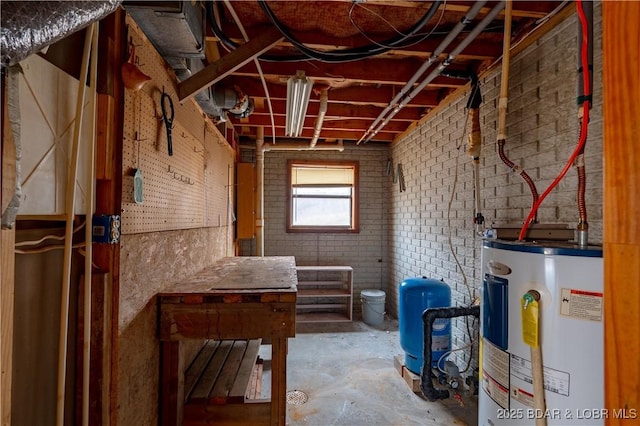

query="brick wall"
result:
[263,144,390,314]
[389,5,603,371]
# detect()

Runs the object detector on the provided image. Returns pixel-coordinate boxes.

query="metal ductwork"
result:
[124,1,253,123]
[1,1,121,68]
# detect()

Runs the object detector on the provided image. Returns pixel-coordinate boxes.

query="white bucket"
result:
[361,289,386,326]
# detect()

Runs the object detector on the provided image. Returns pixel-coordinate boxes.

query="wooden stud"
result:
[602,2,640,424]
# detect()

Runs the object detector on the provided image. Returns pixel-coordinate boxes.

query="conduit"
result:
[518,0,592,241]
[357,1,488,144]
[362,1,505,144]
[57,24,96,426]
[496,0,540,228]
[310,87,328,148]
[420,305,480,401]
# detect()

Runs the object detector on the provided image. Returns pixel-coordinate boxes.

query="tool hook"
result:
[161,90,175,156]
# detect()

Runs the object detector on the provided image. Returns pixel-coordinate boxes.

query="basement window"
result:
[287,160,359,233]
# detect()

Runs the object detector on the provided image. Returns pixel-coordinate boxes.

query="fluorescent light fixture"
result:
[286,70,314,137]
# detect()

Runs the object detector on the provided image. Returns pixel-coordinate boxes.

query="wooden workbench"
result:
[158,256,297,425]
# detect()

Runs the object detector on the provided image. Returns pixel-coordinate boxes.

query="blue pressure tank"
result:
[399,277,451,374]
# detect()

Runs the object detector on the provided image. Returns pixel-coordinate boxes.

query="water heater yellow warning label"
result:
[560,288,603,321]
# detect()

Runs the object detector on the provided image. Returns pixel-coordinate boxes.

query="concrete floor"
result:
[282,318,478,426]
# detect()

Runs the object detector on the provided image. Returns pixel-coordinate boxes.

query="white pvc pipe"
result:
[82,22,99,426]
[57,24,94,426]
[263,141,344,152]
[309,88,328,147]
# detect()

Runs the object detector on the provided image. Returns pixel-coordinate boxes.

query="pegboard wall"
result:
[121,17,235,234]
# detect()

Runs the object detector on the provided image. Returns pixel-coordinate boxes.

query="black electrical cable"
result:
[257,0,443,62]
[347,0,448,51]
[206,0,442,63]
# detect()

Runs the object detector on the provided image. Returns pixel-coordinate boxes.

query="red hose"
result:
[518,0,591,241]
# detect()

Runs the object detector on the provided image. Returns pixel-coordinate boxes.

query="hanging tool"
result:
[161,89,174,156]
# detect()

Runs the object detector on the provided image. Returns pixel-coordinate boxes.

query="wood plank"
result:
[190,341,233,403]
[297,280,347,287]
[296,266,353,272]
[160,342,181,426]
[159,302,296,341]
[1,229,15,426]
[298,289,350,297]
[184,341,220,401]
[246,360,263,400]
[270,338,287,426]
[236,163,256,240]
[183,401,271,426]
[229,339,262,402]
[602,2,640,425]
[296,303,347,310]
[94,10,126,426]
[2,72,16,426]
[394,355,421,393]
[210,341,248,404]
[296,312,351,323]
[160,257,297,294]
[178,27,283,102]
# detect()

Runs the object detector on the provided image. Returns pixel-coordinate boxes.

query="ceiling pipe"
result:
[357,0,488,144]
[262,140,344,152]
[364,1,506,143]
[309,87,329,148]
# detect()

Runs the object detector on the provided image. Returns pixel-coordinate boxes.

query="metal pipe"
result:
[363,1,504,143]
[420,305,480,401]
[357,1,488,144]
[310,88,328,147]
[262,142,344,152]
[575,0,593,247]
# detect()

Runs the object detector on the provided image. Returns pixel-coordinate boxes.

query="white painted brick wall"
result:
[262,144,390,315]
[390,5,603,373]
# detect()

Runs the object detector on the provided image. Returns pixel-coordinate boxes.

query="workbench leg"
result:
[271,338,288,426]
[160,341,180,426]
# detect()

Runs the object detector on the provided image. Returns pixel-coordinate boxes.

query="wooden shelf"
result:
[298,288,351,297]
[295,265,353,322]
[296,312,353,323]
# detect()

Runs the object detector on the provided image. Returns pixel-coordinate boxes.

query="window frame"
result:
[286,159,360,233]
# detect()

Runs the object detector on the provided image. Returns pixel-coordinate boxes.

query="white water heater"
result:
[479,240,605,425]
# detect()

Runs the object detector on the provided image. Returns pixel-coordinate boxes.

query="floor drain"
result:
[286,390,309,405]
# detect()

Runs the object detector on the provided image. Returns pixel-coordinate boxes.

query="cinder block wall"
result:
[263,144,390,314]
[389,5,603,371]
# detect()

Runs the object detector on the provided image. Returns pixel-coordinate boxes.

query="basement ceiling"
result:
[130,1,570,145]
